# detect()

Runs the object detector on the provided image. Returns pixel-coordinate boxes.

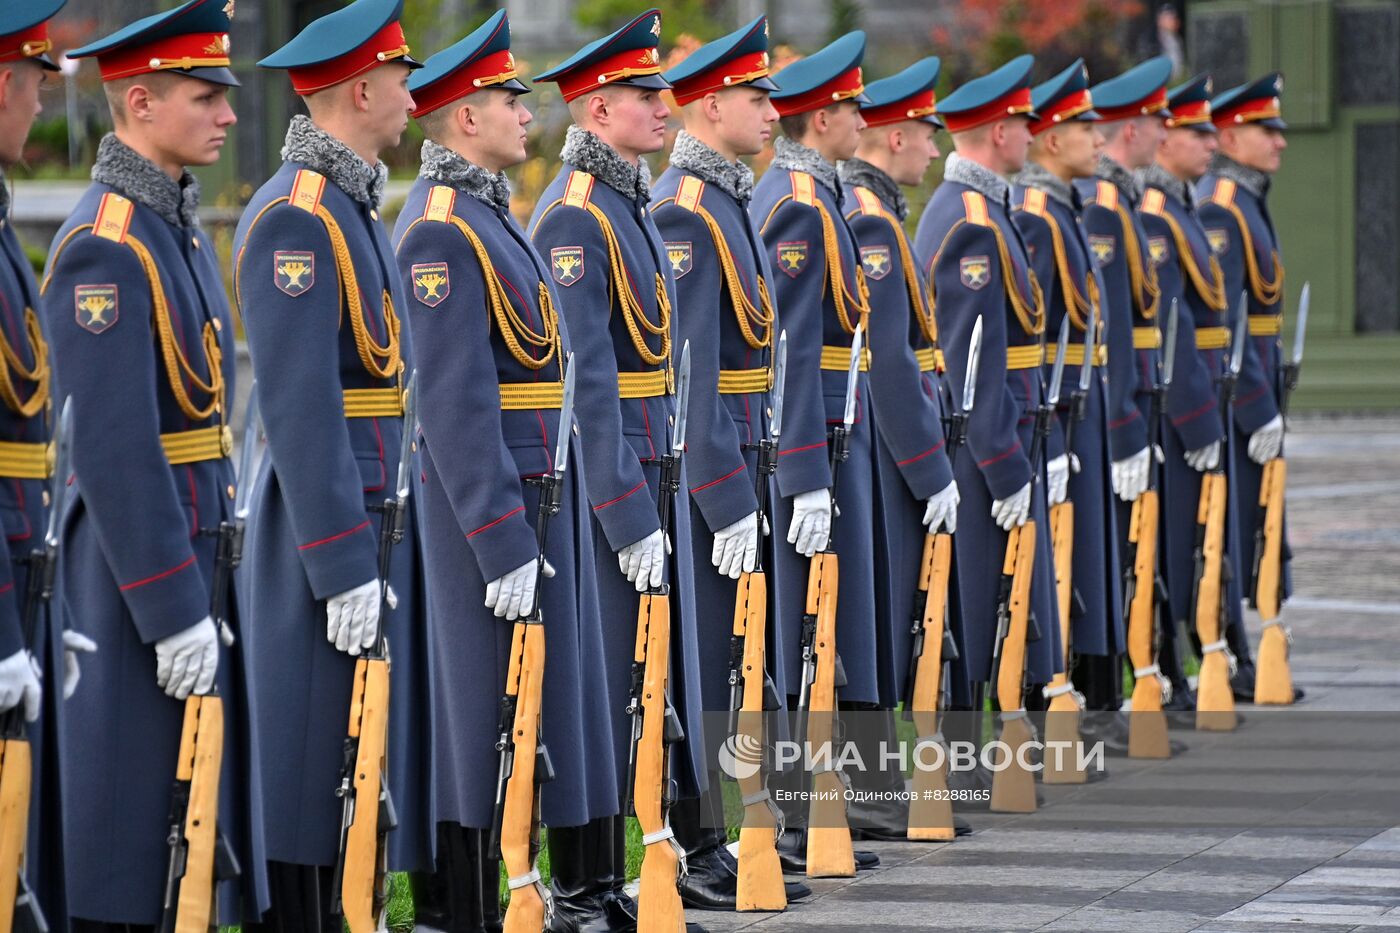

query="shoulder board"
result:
[962,191,990,226]
[675,175,706,213]
[1210,178,1237,208]
[1140,188,1166,216]
[289,169,327,214]
[854,186,884,217]
[93,192,133,243]
[564,170,596,210]
[790,171,816,206]
[422,185,457,223]
[1020,187,1047,217]
[1095,180,1118,211]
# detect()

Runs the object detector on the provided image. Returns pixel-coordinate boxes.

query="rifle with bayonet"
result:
[988,324,1061,813]
[0,399,72,933]
[488,361,573,933]
[160,393,252,933]
[1252,282,1307,705]
[728,333,786,911]
[627,344,690,932]
[1043,301,1097,785]
[903,318,980,840]
[1124,303,1178,758]
[1192,303,1246,731]
[332,374,414,931]
[795,325,863,877]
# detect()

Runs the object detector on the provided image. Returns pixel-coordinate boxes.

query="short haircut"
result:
[102,72,179,124]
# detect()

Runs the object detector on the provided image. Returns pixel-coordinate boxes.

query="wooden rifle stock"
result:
[1042,501,1086,784]
[499,620,549,933]
[632,592,685,932]
[731,568,786,910]
[166,696,225,933]
[1125,490,1170,757]
[1193,471,1236,730]
[990,523,1038,813]
[338,655,392,932]
[1252,458,1294,704]
[906,532,955,840]
[800,550,852,877]
[0,717,32,933]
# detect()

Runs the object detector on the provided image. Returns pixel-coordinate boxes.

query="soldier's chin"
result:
[187,141,226,166]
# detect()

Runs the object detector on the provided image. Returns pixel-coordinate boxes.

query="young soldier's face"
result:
[889,120,939,186]
[1128,115,1167,167]
[0,60,46,166]
[606,85,670,156]
[1225,123,1286,174]
[148,77,237,167]
[824,100,865,161]
[997,115,1034,173]
[475,88,532,169]
[713,86,777,158]
[364,63,415,151]
[1056,120,1103,178]
[1159,125,1216,179]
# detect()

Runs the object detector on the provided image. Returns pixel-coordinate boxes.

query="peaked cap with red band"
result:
[1029,58,1100,135]
[66,0,238,87]
[1165,73,1217,132]
[937,54,1038,134]
[1212,72,1286,130]
[860,56,942,128]
[663,15,777,107]
[769,31,869,117]
[0,0,67,72]
[409,10,528,117]
[259,0,421,96]
[534,9,670,104]
[1090,56,1173,124]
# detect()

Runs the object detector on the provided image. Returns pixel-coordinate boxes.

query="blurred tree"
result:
[828,0,862,43]
[936,0,1145,83]
[402,0,492,56]
[572,0,730,43]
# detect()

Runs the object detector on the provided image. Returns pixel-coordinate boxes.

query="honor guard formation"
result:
[0,0,1312,930]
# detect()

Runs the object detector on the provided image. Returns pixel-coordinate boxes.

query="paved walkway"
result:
[698,415,1400,932]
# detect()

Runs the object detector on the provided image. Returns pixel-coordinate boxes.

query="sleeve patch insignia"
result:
[74,284,118,334]
[412,262,451,307]
[665,241,693,279]
[1088,235,1115,266]
[860,245,891,280]
[551,246,585,286]
[1206,227,1229,256]
[1148,236,1169,267]
[274,250,316,296]
[776,241,809,278]
[959,255,990,290]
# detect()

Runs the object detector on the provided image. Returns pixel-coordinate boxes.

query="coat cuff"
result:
[119,556,211,643]
[894,439,954,502]
[1234,386,1279,436]
[1108,409,1150,462]
[690,466,760,535]
[297,519,381,602]
[1170,400,1225,453]
[591,480,662,553]
[978,442,1034,502]
[467,506,542,584]
[775,441,831,498]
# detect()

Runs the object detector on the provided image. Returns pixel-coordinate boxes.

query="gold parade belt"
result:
[161,425,233,465]
[1133,326,1163,349]
[820,345,871,372]
[717,368,770,394]
[0,440,53,479]
[617,369,669,399]
[499,381,565,410]
[914,347,947,373]
[1248,314,1282,336]
[1006,344,1046,370]
[1196,326,1230,350]
[1045,342,1108,367]
[343,387,405,418]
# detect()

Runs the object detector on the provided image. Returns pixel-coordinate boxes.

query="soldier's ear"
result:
[0,66,13,109]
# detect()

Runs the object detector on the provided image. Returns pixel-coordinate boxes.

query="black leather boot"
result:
[410,823,503,933]
[239,861,338,933]
[546,821,610,933]
[673,782,738,911]
[775,827,880,873]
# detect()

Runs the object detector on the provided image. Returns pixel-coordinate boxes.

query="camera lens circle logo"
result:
[718,732,763,780]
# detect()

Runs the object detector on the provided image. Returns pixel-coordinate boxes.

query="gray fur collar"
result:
[839,157,908,220]
[560,125,651,201]
[282,115,388,208]
[418,140,511,210]
[91,133,200,227]
[667,131,753,202]
[773,136,838,195]
[1209,152,1269,199]
[1015,160,1078,210]
[1138,161,1191,207]
[943,152,1010,205]
[1095,154,1142,204]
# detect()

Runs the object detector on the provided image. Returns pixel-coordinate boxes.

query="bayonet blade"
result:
[553,356,576,475]
[1078,299,1097,395]
[962,316,982,415]
[1229,293,1248,377]
[233,386,261,521]
[1292,281,1310,366]
[770,330,788,440]
[1047,317,1070,407]
[43,398,74,550]
[842,323,864,428]
[1161,299,1180,389]
[395,371,418,501]
[672,342,692,454]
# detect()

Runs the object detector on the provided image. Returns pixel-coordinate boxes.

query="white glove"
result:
[1111,446,1151,503]
[485,559,555,621]
[786,488,832,558]
[712,512,759,580]
[0,649,41,722]
[922,480,960,533]
[326,579,381,656]
[991,482,1032,531]
[618,529,665,592]
[1247,414,1284,465]
[1185,440,1222,472]
[62,630,98,700]
[154,617,219,700]
[1047,454,1071,506]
